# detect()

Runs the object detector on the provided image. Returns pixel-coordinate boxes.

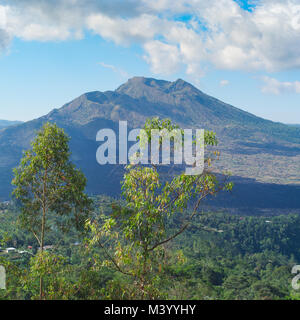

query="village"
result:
[0,245,54,259]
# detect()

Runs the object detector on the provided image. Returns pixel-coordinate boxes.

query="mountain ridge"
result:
[0,120,23,129]
[0,76,300,213]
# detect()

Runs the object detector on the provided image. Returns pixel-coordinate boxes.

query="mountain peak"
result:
[169,78,199,92]
[1,76,300,205]
[116,76,200,102]
[117,76,169,91]
[118,76,195,89]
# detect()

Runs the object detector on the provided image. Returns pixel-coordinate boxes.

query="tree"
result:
[87,117,233,299]
[12,122,92,299]
[22,251,79,300]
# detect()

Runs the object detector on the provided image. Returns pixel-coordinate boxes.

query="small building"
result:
[18,250,33,255]
[38,245,54,251]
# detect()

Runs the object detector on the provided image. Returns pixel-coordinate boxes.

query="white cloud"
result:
[1,1,85,42]
[98,62,129,79]
[144,40,182,74]
[220,80,229,87]
[0,28,10,51]
[87,13,163,46]
[1,0,300,76]
[0,5,11,51]
[261,76,300,95]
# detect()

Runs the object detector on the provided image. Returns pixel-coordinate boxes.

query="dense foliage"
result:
[1,197,300,300]
[1,119,299,300]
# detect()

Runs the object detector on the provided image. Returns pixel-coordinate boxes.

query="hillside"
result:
[0,120,23,129]
[0,77,300,213]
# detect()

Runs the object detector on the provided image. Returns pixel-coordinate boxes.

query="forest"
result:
[1,197,300,300]
[0,120,299,300]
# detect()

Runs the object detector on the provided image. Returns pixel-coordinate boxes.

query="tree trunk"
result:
[40,169,47,300]
[39,205,46,300]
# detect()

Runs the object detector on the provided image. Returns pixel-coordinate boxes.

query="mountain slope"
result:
[0,120,23,129]
[0,77,300,213]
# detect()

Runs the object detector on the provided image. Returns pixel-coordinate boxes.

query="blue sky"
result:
[0,0,299,123]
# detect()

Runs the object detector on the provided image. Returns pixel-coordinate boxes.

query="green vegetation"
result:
[1,199,300,300]
[0,119,299,300]
[86,117,232,299]
[11,123,92,299]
